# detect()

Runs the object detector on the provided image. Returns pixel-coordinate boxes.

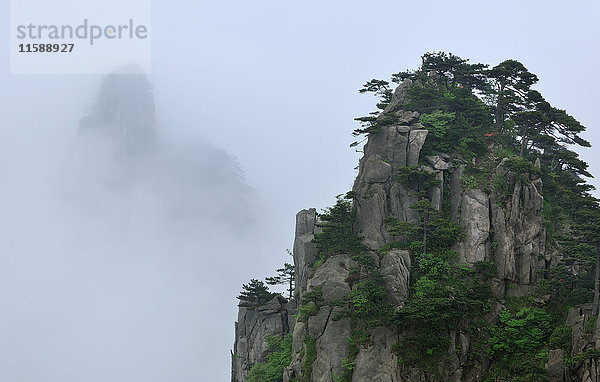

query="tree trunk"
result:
[593,245,600,317]
[519,122,528,158]
[519,138,527,158]
[495,83,504,132]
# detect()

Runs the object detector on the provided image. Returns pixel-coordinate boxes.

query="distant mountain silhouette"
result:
[63,72,261,234]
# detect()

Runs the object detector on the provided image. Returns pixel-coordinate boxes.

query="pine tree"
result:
[488,59,538,133]
[237,279,277,307]
[564,200,600,316]
[266,259,295,300]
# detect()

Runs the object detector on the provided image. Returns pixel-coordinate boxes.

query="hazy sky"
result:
[1,1,599,381]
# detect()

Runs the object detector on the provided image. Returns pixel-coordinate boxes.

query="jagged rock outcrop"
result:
[380,250,411,305]
[352,123,427,250]
[232,296,296,382]
[544,304,600,382]
[286,254,354,381]
[458,189,491,264]
[294,208,319,302]
[231,78,564,381]
[489,158,545,293]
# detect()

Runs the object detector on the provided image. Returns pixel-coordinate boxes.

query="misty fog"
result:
[0,72,278,382]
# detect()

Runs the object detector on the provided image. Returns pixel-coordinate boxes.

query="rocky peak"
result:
[231,77,567,381]
[77,73,157,159]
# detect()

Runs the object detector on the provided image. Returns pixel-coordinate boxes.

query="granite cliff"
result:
[232,55,599,381]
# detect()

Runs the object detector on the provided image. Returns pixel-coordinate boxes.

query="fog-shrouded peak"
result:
[77,73,157,159]
[64,72,261,234]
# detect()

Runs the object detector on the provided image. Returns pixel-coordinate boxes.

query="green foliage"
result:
[488,307,552,361]
[493,177,510,199]
[333,328,366,382]
[394,254,492,368]
[347,51,600,381]
[548,325,572,351]
[396,166,440,197]
[397,256,492,326]
[537,263,593,323]
[248,334,293,382]
[585,315,598,334]
[312,194,366,264]
[503,156,542,179]
[298,287,324,321]
[334,252,393,327]
[302,287,324,305]
[461,175,478,189]
[419,111,455,138]
[238,279,277,307]
[395,329,451,368]
[299,335,316,382]
[484,307,553,381]
[565,348,600,368]
[298,302,318,321]
[347,278,389,321]
[460,160,497,192]
[387,199,462,253]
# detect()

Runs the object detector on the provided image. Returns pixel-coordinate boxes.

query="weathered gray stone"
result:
[458,189,490,264]
[380,250,411,306]
[458,332,469,363]
[383,79,415,114]
[235,79,560,382]
[389,183,419,226]
[362,155,392,184]
[490,201,516,281]
[407,130,429,166]
[294,209,318,301]
[353,183,387,250]
[352,328,401,382]
[490,158,545,287]
[426,155,452,171]
[307,254,353,303]
[307,306,331,339]
[429,169,444,211]
[312,314,352,381]
[394,111,420,125]
[546,349,564,382]
[362,125,409,170]
[232,297,291,382]
[450,165,464,224]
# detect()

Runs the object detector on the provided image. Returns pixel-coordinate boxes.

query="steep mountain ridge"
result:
[232,56,600,381]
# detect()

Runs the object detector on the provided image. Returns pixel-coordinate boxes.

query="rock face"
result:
[380,250,411,305]
[545,304,600,382]
[232,296,296,382]
[293,208,319,302]
[230,79,568,381]
[489,158,545,292]
[352,123,427,250]
[352,328,402,382]
[286,254,354,382]
[458,189,491,264]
